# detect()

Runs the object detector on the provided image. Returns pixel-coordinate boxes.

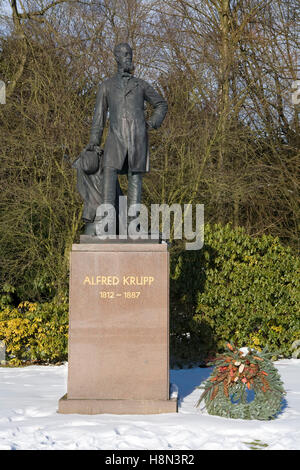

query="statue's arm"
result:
[143,81,168,129]
[89,81,108,147]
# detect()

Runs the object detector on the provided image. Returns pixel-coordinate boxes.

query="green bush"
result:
[170,223,300,364]
[0,293,68,365]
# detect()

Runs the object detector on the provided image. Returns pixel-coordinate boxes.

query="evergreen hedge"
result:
[170,223,300,365]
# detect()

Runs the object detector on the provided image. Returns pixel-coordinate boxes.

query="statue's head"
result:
[114,43,133,73]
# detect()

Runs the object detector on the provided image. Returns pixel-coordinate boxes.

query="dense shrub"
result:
[0,290,68,365]
[170,223,300,365]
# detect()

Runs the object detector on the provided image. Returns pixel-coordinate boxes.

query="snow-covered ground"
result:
[0,360,299,450]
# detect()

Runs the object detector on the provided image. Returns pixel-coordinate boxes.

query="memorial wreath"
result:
[196,344,285,420]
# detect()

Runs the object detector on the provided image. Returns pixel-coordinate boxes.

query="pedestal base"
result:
[58,394,178,415]
[59,242,176,415]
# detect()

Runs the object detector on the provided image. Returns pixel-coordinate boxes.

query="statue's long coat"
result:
[89,74,168,173]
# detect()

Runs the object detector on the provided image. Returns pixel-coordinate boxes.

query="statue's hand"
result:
[84,144,103,157]
[85,143,96,151]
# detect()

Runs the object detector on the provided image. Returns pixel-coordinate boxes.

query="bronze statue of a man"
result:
[74,43,167,235]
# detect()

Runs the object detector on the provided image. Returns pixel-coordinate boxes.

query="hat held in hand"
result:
[80,146,103,175]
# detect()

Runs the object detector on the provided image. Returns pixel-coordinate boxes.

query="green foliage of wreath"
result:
[196,344,285,420]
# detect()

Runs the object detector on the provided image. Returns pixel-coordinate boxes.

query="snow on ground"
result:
[0,360,299,450]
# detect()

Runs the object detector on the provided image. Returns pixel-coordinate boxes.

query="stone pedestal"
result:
[58,242,177,414]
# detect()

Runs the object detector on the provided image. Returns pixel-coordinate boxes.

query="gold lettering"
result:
[122,276,155,286]
[84,275,154,286]
[84,275,121,285]
[83,276,91,285]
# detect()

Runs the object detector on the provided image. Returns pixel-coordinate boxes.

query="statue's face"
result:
[115,45,133,72]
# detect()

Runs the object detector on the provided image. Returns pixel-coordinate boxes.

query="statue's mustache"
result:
[119,61,134,73]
